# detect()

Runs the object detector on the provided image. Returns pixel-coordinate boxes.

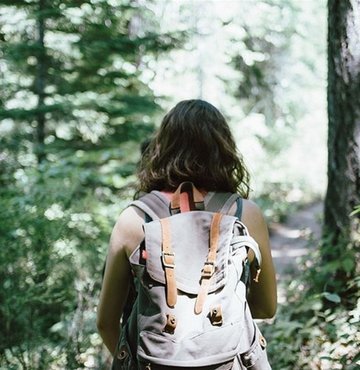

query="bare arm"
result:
[96,207,144,354]
[241,200,277,319]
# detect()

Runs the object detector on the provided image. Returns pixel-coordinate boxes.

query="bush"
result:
[263,246,360,369]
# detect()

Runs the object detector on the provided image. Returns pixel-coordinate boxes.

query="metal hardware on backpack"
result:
[112,182,271,370]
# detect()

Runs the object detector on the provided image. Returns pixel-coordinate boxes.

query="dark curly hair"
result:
[137,99,250,198]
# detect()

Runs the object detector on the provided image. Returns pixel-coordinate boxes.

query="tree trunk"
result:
[34,0,46,164]
[324,0,360,280]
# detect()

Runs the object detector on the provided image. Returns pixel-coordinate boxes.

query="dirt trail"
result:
[268,202,323,302]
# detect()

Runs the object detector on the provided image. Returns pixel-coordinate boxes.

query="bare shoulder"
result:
[240,199,270,249]
[110,206,145,257]
[241,199,266,226]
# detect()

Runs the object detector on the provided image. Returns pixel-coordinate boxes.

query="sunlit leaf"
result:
[323,292,341,304]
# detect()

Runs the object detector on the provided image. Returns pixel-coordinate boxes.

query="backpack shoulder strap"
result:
[235,198,243,219]
[130,191,170,220]
[131,190,242,219]
[205,192,242,217]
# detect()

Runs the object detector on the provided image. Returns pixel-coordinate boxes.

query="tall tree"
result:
[0,1,183,368]
[0,0,180,178]
[34,0,46,164]
[324,0,360,285]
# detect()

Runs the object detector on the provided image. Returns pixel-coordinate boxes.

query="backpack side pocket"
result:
[112,327,137,370]
[238,324,272,370]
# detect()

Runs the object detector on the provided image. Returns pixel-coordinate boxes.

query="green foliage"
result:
[350,205,360,216]
[0,160,113,368]
[254,181,300,222]
[264,282,359,369]
[317,214,359,293]
[0,0,183,368]
[263,240,360,370]
[226,0,327,202]
[265,203,360,369]
[0,1,346,369]
[233,0,325,119]
[0,0,184,164]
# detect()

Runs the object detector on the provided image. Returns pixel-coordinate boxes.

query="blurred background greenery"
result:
[0,1,358,369]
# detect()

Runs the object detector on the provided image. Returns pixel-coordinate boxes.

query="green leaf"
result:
[350,205,360,216]
[342,257,355,273]
[323,292,341,303]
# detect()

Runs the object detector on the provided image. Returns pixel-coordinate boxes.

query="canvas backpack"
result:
[112,182,271,370]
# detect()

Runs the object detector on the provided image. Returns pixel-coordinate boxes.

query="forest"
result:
[0,0,359,369]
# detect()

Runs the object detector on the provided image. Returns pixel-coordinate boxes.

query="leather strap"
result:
[171,182,205,214]
[194,213,223,314]
[133,189,240,219]
[160,218,177,307]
